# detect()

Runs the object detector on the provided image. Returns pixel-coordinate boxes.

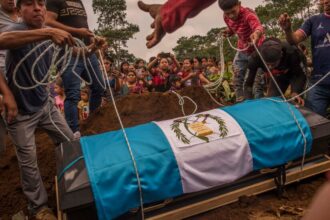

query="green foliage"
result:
[255,0,318,38]
[173,28,237,62]
[93,0,139,64]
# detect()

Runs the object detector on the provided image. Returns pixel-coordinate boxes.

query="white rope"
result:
[252,43,308,172]
[171,90,198,116]
[226,37,250,52]
[98,50,145,220]
[266,71,330,103]
[202,35,226,106]
[11,38,109,146]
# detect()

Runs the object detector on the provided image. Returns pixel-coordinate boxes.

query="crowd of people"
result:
[0,0,329,219]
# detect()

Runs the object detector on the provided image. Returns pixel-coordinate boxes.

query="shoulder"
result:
[282,42,302,62]
[46,0,65,11]
[304,14,323,23]
[241,7,257,17]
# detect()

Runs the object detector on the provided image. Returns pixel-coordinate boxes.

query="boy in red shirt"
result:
[138,0,264,101]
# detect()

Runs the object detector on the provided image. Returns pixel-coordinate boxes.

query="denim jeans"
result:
[234,51,264,99]
[305,83,330,117]
[62,54,105,132]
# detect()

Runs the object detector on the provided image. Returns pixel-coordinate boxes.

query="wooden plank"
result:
[55,176,63,220]
[148,156,330,220]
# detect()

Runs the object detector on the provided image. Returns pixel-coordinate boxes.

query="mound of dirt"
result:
[81,87,221,135]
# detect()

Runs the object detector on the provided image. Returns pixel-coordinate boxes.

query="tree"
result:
[173,28,237,63]
[93,0,139,65]
[255,0,319,38]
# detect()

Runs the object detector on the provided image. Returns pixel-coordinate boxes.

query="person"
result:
[0,73,17,154]
[120,61,129,78]
[54,77,65,114]
[120,71,144,95]
[278,0,330,116]
[301,171,330,220]
[147,55,175,92]
[0,0,18,156]
[193,57,210,85]
[0,0,105,218]
[178,58,199,87]
[45,0,106,138]
[0,0,18,74]
[138,0,264,102]
[78,87,89,121]
[244,38,306,106]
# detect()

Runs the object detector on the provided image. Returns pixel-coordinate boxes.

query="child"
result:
[54,77,65,114]
[78,87,90,121]
[219,0,265,101]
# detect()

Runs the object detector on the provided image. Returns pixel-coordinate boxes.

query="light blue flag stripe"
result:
[80,122,183,220]
[222,99,313,170]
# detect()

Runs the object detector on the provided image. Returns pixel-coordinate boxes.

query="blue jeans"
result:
[305,83,330,117]
[233,51,264,99]
[62,54,105,132]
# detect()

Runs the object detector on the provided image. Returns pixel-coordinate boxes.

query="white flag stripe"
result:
[155,109,253,193]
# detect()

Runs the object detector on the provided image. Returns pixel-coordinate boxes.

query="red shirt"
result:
[224,7,264,54]
[161,0,216,33]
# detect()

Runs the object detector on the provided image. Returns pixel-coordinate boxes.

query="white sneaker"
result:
[73,131,81,140]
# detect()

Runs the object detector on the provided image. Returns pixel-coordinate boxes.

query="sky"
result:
[82,0,264,60]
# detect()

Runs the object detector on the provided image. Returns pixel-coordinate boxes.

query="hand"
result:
[278,13,292,32]
[76,28,94,38]
[46,28,75,46]
[0,93,17,123]
[93,36,107,49]
[138,1,165,48]
[250,31,260,45]
[221,28,231,38]
[112,70,121,77]
[189,72,196,77]
[291,92,305,107]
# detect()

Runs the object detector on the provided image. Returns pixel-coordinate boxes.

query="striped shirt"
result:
[224,7,264,54]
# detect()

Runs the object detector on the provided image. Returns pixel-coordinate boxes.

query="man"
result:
[45,0,105,138]
[244,38,306,106]
[0,0,18,156]
[0,0,104,218]
[279,0,330,116]
[138,0,264,101]
[0,0,18,74]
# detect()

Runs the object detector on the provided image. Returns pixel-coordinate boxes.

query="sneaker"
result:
[35,207,57,220]
[73,131,81,140]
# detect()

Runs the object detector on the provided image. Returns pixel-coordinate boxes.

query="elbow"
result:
[0,33,14,49]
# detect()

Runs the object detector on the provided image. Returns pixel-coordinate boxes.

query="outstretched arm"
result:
[0,28,75,49]
[138,0,216,48]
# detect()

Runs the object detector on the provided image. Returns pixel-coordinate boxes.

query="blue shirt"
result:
[6,23,53,114]
[300,13,330,85]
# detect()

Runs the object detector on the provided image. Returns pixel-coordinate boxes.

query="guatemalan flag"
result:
[80,99,312,220]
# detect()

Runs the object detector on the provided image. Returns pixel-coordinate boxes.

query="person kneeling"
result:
[244,38,307,106]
